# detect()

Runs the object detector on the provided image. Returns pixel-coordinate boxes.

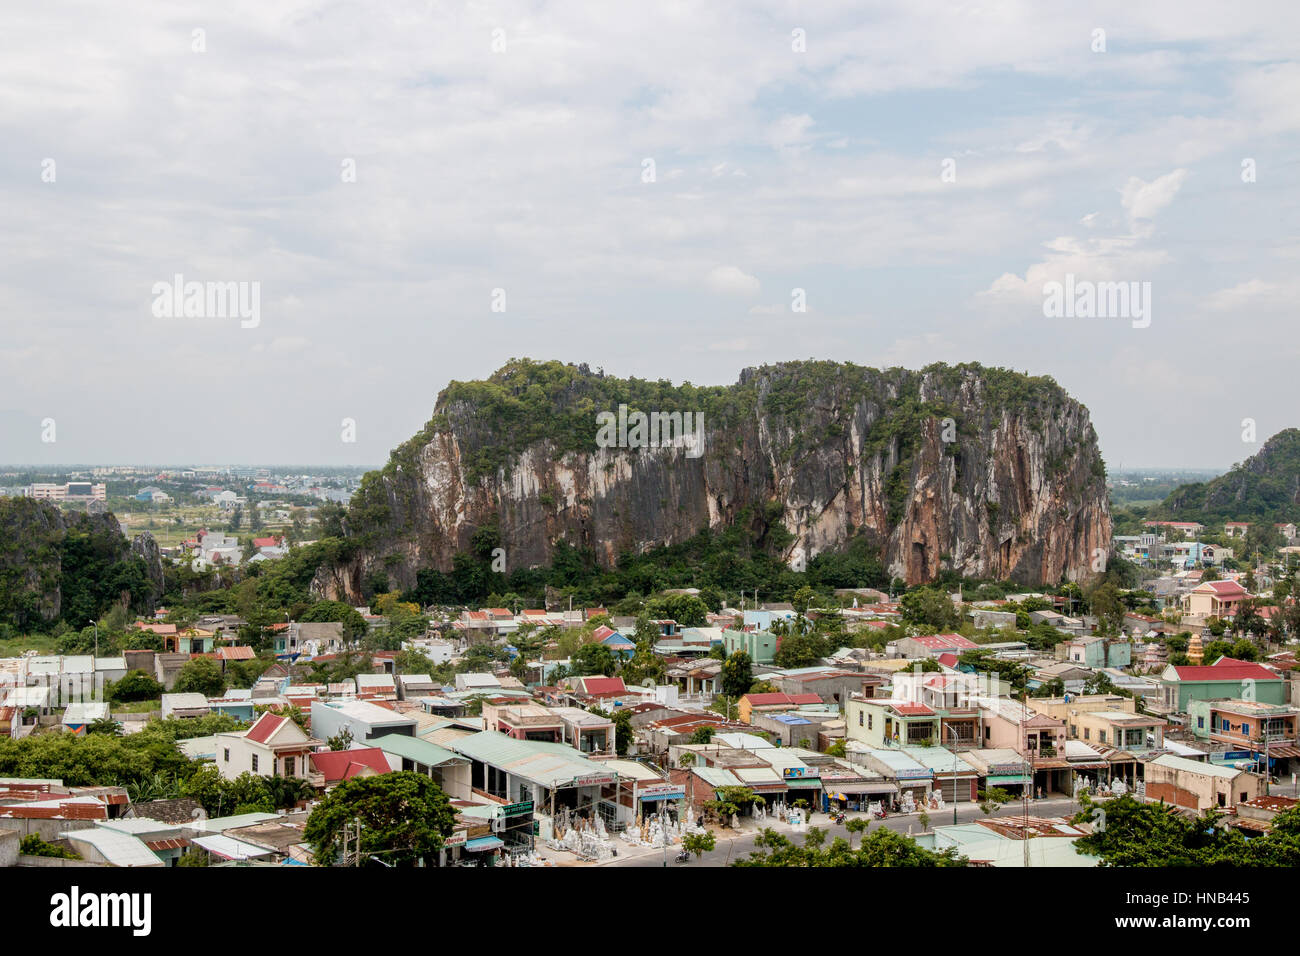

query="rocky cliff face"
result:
[0,498,164,627]
[328,360,1110,598]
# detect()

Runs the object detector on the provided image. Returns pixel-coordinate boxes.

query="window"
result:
[867,714,873,731]
[1196,716,1204,729]
[1083,728,1090,740]
[251,754,259,772]
[284,757,295,776]
[1098,730,1106,744]
[858,711,864,727]
[223,748,230,763]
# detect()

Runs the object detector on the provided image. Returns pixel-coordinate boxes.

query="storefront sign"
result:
[639,785,685,800]
[503,800,534,817]
[569,774,616,788]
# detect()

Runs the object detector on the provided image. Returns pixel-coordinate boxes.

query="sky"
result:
[2,1,1298,471]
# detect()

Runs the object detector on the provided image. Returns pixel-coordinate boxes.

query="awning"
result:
[464,836,505,852]
[826,783,897,797]
[1264,745,1300,758]
[1067,761,1109,771]
[638,790,685,802]
[784,779,822,789]
[986,775,1030,787]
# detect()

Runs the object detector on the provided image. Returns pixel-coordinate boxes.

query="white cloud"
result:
[705,265,761,297]
[1120,169,1188,236]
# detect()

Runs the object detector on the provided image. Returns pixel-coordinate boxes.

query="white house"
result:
[213,711,316,781]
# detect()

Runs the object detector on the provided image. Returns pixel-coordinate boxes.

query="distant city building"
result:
[23,482,106,502]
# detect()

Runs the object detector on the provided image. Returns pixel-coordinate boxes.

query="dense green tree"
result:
[1072,795,1300,867]
[735,826,966,867]
[899,587,961,631]
[571,642,617,677]
[720,651,753,699]
[683,830,716,859]
[107,669,164,703]
[304,771,457,867]
[173,657,226,697]
[299,600,368,641]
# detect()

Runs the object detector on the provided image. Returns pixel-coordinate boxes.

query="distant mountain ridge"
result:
[1158,429,1300,523]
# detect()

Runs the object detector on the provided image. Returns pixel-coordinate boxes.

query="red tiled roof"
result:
[245,712,287,744]
[912,633,978,649]
[592,625,616,641]
[744,693,793,707]
[309,748,392,782]
[1172,658,1280,682]
[894,703,936,716]
[581,677,626,695]
[215,646,256,660]
[1199,580,1248,596]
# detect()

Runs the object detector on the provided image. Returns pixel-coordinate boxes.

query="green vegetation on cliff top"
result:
[350,358,1089,536]
[1154,428,1300,524]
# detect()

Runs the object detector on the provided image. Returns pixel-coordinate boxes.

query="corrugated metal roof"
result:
[191,834,275,860]
[450,731,615,788]
[62,828,165,866]
[372,733,466,767]
[692,767,742,789]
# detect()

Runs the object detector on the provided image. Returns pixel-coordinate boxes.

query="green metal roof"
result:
[372,733,466,767]
[692,766,743,789]
[449,731,616,789]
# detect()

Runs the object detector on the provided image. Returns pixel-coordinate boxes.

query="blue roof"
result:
[770,714,813,725]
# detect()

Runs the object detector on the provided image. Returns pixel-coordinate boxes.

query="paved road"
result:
[606,796,1083,867]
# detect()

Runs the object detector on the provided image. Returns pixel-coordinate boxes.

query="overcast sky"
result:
[2,1,1298,471]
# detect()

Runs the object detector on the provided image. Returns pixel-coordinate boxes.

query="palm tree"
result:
[86,717,123,737]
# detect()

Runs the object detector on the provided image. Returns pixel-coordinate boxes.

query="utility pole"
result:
[1263,728,1271,797]
[1021,695,1031,869]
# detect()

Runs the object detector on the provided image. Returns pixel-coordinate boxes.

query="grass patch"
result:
[0,633,60,657]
